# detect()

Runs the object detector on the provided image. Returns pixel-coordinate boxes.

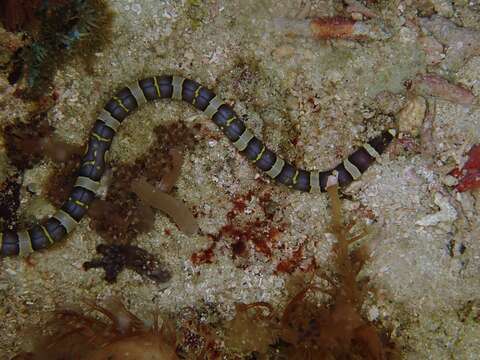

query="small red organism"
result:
[191,235,217,265]
[276,246,304,274]
[220,220,284,258]
[450,144,480,192]
[226,191,254,221]
[191,190,286,266]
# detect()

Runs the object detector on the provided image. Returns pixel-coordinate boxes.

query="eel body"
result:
[0,75,395,257]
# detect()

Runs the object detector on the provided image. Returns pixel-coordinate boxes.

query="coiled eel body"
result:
[0,75,395,257]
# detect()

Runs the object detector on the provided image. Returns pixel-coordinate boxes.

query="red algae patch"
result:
[190,190,287,266]
[219,181,397,359]
[451,144,480,192]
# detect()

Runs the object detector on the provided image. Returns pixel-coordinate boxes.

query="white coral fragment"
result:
[416,192,457,227]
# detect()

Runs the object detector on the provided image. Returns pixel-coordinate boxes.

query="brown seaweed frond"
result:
[223,302,279,355]
[268,178,396,359]
[14,297,179,360]
[236,301,274,320]
[0,0,42,32]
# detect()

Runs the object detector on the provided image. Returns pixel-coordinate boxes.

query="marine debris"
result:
[420,15,480,72]
[0,175,22,230]
[190,190,287,266]
[3,112,55,170]
[450,144,480,192]
[274,16,390,41]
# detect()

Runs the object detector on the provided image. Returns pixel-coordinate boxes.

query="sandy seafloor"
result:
[1,0,480,358]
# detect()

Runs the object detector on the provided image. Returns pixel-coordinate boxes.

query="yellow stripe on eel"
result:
[74,199,87,208]
[266,157,285,179]
[17,230,33,256]
[91,133,110,142]
[113,96,129,113]
[224,116,236,128]
[252,146,266,163]
[203,96,224,118]
[172,76,185,101]
[292,169,299,185]
[193,86,202,106]
[309,171,320,192]
[233,130,254,152]
[343,158,362,180]
[153,76,161,97]
[41,225,55,245]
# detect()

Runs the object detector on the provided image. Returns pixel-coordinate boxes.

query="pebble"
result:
[431,0,454,18]
[416,192,458,226]
[397,96,427,136]
[442,174,458,187]
[419,36,445,66]
[272,45,295,59]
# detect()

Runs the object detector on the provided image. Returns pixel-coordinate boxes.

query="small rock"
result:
[373,91,406,115]
[398,26,417,44]
[442,174,458,187]
[419,36,444,66]
[416,192,458,226]
[431,0,454,18]
[397,96,427,136]
[420,15,480,72]
[412,74,477,105]
[272,45,295,59]
[351,12,363,21]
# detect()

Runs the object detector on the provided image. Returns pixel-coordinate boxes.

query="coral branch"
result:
[411,74,477,105]
[274,16,390,41]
